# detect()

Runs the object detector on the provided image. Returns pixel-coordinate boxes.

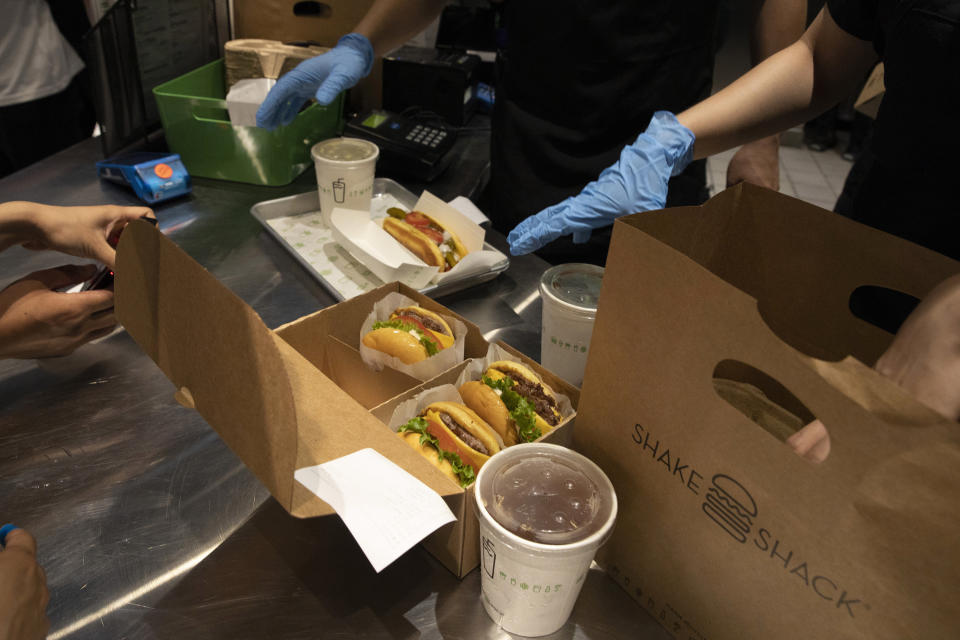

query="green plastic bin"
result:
[153,59,343,186]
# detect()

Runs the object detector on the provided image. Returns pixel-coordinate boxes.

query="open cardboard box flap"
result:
[114,221,466,520]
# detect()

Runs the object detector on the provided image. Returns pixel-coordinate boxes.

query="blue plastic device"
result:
[96,152,191,203]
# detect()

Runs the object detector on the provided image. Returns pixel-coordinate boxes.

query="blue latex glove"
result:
[507,111,695,256]
[256,33,374,130]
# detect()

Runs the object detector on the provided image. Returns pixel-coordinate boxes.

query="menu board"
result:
[131,0,221,122]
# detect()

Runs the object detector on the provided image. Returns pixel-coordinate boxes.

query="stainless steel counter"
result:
[0,136,668,639]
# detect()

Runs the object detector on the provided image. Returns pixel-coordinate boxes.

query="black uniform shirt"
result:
[827,0,959,258]
[484,1,720,264]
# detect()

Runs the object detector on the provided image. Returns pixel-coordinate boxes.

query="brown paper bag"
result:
[573,183,960,639]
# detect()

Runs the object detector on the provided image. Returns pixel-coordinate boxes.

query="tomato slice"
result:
[419,227,444,244]
[405,211,430,226]
[395,315,440,350]
[404,212,444,244]
[426,419,480,474]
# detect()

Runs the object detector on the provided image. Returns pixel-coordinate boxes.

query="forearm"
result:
[354,0,448,56]
[0,201,42,252]
[680,9,877,159]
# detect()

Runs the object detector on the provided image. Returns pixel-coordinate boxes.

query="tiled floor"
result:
[706,141,854,211]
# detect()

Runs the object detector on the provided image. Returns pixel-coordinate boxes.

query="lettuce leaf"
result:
[372,320,439,356]
[398,416,475,487]
[481,375,542,442]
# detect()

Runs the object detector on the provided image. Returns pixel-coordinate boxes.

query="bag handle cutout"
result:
[292,2,331,18]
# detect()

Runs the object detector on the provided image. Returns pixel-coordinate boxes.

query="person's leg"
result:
[802,105,838,152]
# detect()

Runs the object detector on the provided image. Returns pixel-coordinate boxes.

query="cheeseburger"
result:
[382,207,467,272]
[397,401,501,487]
[362,305,454,364]
[459,360,562,445]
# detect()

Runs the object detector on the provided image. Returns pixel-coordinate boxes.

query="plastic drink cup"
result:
[310,137,379,226]
[474,443,617,637]
[539,264,605,387]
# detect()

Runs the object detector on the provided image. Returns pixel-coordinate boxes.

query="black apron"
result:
[846,0,960,260]
[483,1,719,265]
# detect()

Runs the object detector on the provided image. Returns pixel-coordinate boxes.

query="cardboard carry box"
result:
[232,0,381,112]
[114,221,578,577]
[574,183,960,639]
[223,39,329,90]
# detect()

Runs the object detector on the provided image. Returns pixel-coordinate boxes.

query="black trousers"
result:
[0,73,96,179]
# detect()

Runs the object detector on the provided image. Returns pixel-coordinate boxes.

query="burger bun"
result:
[458,380,518,447]
[362,327,429,364]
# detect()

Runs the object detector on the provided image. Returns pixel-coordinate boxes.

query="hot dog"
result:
[382,207,467,272]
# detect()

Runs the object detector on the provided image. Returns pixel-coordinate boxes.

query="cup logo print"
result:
[332,177,345,203]
[482,536,497,578]
[702,474,757,543]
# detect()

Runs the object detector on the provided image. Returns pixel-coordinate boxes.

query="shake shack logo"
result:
[631,423,869,619]
[702,474,757,543]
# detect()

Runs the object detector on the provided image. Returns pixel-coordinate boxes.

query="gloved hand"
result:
[256,33,374,130]
[507,111,695,256]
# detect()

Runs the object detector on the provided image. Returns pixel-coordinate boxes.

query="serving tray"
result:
[251,178,510,301]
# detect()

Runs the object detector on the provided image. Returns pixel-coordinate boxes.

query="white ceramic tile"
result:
[789,169,830,188]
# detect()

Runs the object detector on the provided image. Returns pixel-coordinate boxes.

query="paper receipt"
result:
[294,449,456,572]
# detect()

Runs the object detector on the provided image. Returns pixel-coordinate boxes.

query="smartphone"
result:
[77,215,156,292]
[80,266,115,291]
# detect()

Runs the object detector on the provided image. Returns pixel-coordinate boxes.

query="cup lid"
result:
[311,137,379,163]
[539,263,605,316]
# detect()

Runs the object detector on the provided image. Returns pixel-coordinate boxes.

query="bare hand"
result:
[725,136,780,191]
[874,274,960,421]
[0,265,117,359]
[0,529,50,640]
[22,203,155,270]
[788,274,960,463]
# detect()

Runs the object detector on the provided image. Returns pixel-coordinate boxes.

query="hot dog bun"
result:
[383,217,445,268]
[381,210,468,272]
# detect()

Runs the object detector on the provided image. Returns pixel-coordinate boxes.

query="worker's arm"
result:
[257,0,448,129]
[726,0,808,189]
[682,7,878,159]
[354,0,448,56]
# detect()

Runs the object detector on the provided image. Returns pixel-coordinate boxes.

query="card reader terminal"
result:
[96,152,191,203]
[344,110,457,182]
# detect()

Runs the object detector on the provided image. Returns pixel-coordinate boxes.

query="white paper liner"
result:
[330,190,505,288]
[386,383,506,451]
[454,344,576,432]
[359,292,467,381]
